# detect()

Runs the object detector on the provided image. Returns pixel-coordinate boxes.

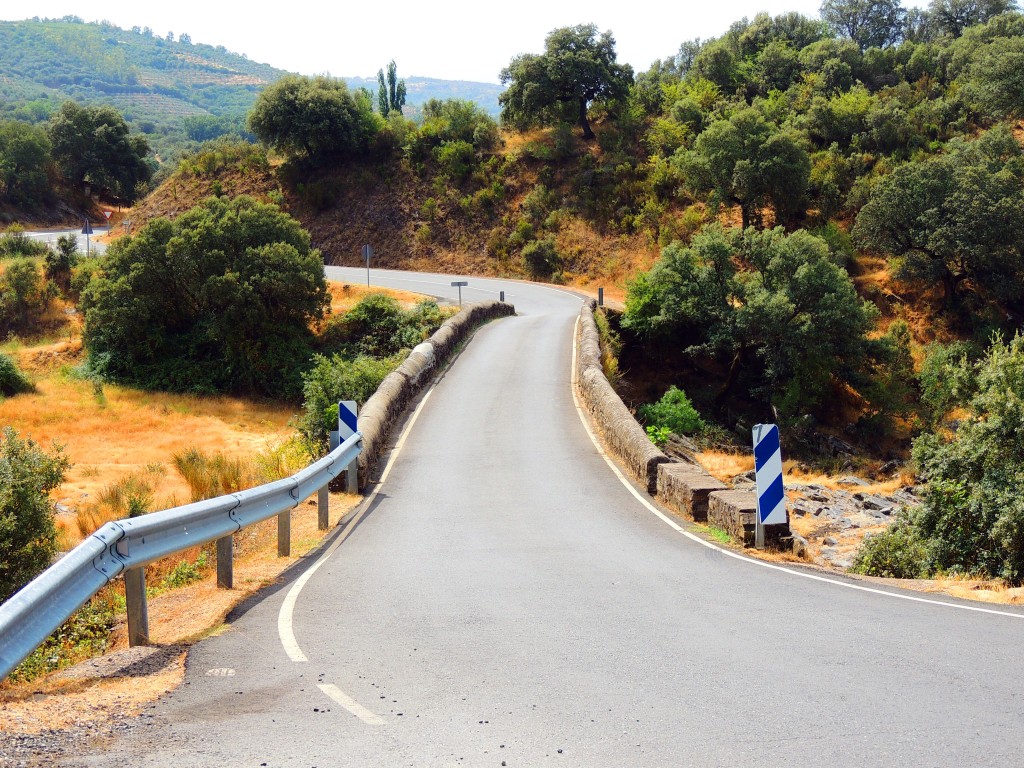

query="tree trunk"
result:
[715,349,744,412]
[579,99,594,140]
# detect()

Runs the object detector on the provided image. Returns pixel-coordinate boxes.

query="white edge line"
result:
[569,315,1024,621]
[318,684,386,725]
[278,373,443,662]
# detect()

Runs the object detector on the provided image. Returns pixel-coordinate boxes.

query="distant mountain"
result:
[0,17,504,160]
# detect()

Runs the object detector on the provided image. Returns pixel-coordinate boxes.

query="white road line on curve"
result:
[568,316,1024,621]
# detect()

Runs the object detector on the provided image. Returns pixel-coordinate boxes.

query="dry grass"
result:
[698,450,755,482]
[325,282,430,315]
[0,491,360,733]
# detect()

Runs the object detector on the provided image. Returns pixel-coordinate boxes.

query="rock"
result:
[662,433,700,463]
[790,534,809,558]
[732,469,757,483]
[879,460,900,475]
[823,536,839,546]
[807,492,829,503]
[861,496,889,511]
[838,476,870,487]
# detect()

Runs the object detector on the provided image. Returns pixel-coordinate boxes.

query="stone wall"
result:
[357,301,516,489]
[575,300,791,546]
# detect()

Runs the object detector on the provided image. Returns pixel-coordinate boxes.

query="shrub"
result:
[0,352,32,396]
[161,551,209,589]
[0,225,49,258]
[44,234,80,293]
[298,353,404,452]
[522,236,561,278]
[0,427,70,602]
[638,386,705,436]
[850,512,929,579]
[434,140,476,181]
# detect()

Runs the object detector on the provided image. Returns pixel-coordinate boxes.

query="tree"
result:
[499,24,634,139]
[47,101,152,203]
[0,427,69,602]
[853,126,1024,308]
[674,108,810,227]
[964,35,1024,118]
[248,75,382,163]
[376,61,407,118]
[929,0,1017,37]
[0,120,52,207]
[623,224,875,415]
[911,332,1024,583]
[80,196,329,399]
[820,0,906,49]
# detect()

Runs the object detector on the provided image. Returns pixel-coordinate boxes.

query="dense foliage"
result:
[80,196,328,398]
[0,427,69,602]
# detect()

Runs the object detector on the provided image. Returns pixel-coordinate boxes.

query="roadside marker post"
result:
[753,424,787,549]
[339,401,359,493]
[362,244,373,287]
[598,287,604,306]
[81,219,93,257]
[451,280,468,306]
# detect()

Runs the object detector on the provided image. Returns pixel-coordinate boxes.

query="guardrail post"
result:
[317,485,329,530]
[216,535,233,588]
[278,511,291,557]
[598,287,604,307]
[346,459,358,493]
[125,567,149,646]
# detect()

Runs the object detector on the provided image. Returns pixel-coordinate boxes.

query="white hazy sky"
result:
[1,1,924,84]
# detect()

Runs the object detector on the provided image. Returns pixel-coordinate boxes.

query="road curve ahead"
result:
[74,268,1023,767]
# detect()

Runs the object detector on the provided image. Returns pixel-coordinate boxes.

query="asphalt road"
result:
[23,226,108,255]
[70,268,1024,767]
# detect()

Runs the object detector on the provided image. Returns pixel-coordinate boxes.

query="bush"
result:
[298,353,405,452]
[638,386,705,436]
[0,427,70,602]
[44,235,79,293]
[0,352,32,396]
[850,512,929,579]
[522,236,561,278]
[319,295,448,359]
[79,196,328,400]
[434,140,476,181]
[0,225,49,258]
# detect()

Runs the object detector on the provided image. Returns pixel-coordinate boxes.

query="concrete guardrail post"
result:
[216,535,233,588]
[317,486,329,530]
[278,511,291,557]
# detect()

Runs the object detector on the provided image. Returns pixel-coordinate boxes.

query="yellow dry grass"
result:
[0,492,361,733]
[325,282,430,315]
[697,450,755,482]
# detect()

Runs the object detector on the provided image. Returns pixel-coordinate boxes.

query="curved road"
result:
[75,268,1023,767]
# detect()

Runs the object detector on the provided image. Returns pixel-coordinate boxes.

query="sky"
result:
[1,1,923,84]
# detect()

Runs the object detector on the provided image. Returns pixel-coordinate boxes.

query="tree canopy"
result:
[48,101,152,202]
[80,195,329,399]
[248,75,382,163]
[499,24,634,139]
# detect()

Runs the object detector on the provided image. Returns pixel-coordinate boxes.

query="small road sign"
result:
[81,220,93,235]
[362,244,373,286]
[451,280,468,306]
[338,400,358,440]
[102,210,112,221]
[753,424,787,547]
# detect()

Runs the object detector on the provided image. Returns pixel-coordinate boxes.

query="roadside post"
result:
[82,219,93,257]
[598,287,604,306]
[753,424,787,549]
[338,401,359,493]
[362,244,373,287]
[451,280,468,306]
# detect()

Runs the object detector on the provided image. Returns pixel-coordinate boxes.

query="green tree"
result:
[674,108,811,227]
[376,60,407,118]
[80,196,329,399]
[912,332,1024,583]
[820,0,906,50]
[929,0,1017,37]
[853,126,1024,308]
[964,35,1024,118]
[47,101,151,203]
[0,120,52,207]
[0,427,69,602]
[248,75,382,163]
[499,24,634,140]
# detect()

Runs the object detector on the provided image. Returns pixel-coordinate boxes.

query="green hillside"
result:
[0,17,503,162]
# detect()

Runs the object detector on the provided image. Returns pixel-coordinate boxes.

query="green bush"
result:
[434,140,476,181]
[297,353,405,452]
[0,225,49,258]
[522,236,561,278]
[161,551,209,590]
[638,386,705,436]
[0,427,70,602]
[43,234,80,293]
[850,512,929,579]
[319,294,442,359]
[0,352,32,396]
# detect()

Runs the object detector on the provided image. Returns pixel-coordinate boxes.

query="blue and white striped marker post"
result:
[753,424,787,548]
[338,401,359,493]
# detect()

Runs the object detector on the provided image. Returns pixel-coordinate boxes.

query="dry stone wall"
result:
[357,301,515,489]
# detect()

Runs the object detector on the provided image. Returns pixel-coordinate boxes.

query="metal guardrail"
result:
[0,432,362,681]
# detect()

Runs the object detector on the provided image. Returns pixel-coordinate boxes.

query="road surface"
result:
[69,268,1024,767]
[23,226,108,255]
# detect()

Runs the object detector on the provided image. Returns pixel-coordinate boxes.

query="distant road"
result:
[66,267,1024,767]
[23,226,108,255]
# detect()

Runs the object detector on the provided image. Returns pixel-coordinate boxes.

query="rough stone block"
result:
[657,464,728,521]
[708,490,790,547]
